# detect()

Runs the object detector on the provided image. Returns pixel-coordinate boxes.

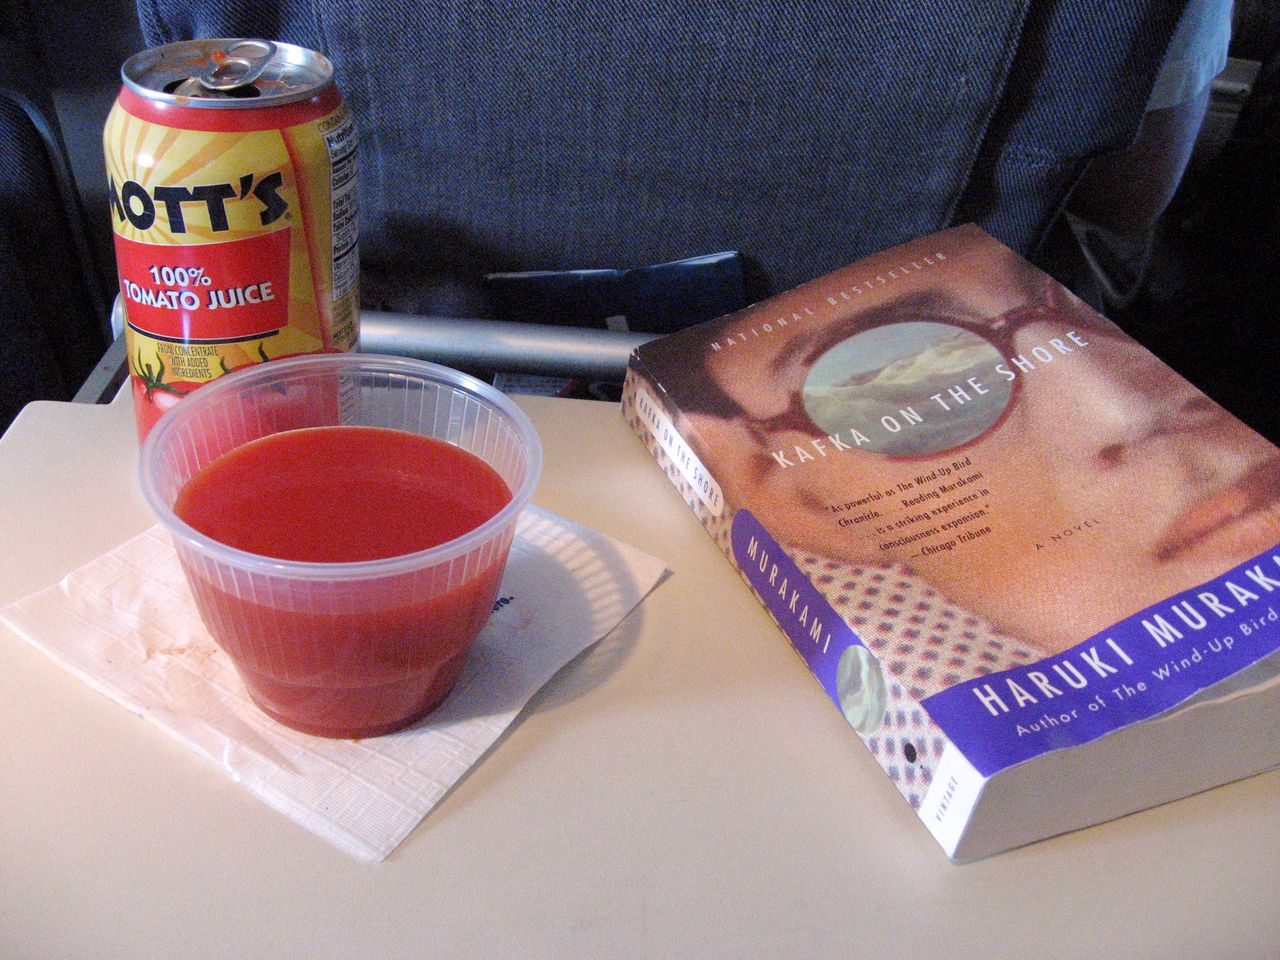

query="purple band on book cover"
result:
[731,508,1280,778]
[923,545,1280,776]
[730,510,864,701]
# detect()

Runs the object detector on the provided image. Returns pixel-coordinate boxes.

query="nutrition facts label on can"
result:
[324,112,359,300]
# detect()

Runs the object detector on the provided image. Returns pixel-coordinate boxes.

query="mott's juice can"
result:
[105,39,359,439]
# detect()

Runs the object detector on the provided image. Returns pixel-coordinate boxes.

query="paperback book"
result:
[622,225,1280,861]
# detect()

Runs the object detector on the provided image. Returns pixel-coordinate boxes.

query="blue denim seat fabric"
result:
[136,0,1186,321]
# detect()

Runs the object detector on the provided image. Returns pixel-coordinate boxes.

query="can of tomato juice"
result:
[105,39,359,440]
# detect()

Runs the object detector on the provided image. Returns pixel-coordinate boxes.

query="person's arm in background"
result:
[1065,0,1233,303]
[1068,86,1212,236]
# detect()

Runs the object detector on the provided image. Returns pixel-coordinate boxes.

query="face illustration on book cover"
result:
[646,227,1280,679]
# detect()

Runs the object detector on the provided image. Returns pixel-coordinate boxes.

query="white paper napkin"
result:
[0,506,666,861]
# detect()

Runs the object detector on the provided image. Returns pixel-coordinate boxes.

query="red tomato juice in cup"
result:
[173,425,513,738]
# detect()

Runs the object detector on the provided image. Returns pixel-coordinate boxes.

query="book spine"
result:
[621,362,733,556]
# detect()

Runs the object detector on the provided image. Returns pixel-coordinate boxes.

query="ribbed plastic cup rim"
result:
[139,352,543,581]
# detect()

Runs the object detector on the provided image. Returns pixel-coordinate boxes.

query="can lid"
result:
[122,38,334,108]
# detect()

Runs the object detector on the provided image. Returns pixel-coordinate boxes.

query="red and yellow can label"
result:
[105,86,358,438]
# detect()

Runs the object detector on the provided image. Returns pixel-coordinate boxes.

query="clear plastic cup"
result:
[139,353,542,738]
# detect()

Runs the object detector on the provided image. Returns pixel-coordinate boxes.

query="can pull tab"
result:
[199,39,277,91]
